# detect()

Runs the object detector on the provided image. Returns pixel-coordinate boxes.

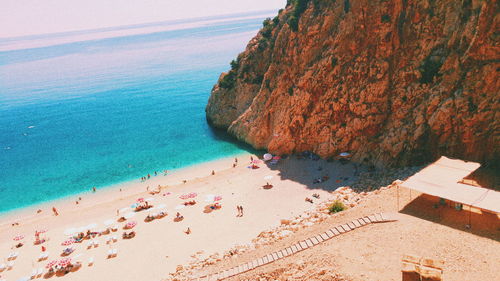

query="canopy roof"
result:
[401,156,500,214]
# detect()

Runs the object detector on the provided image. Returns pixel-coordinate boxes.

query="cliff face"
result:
[206,0,499,166]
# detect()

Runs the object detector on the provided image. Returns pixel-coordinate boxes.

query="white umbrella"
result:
[174,205,185,210]
[63,227,77,236]
[204,194,215,202]
[124,212,136,219]
[263,175,273,180]
[263,153,272,161]
[103,219,114,226]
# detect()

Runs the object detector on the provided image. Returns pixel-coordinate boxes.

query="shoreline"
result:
[0,151,250,226]
[0,152,359,281]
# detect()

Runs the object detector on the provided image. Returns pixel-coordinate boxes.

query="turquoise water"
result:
[0,12,268,214]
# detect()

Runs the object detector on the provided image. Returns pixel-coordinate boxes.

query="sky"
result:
[0,0,286,38]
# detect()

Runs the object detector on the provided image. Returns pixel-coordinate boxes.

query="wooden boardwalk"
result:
[192,213,397,281]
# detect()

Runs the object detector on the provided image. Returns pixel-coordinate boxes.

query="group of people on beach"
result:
[140,170,168,181]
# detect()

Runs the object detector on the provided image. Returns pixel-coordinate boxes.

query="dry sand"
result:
[203,186,500,281]
[0,153,358,281]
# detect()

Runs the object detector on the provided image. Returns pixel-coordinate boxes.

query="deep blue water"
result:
[0,12,268,214]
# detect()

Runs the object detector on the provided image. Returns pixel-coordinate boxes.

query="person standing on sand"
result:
[240,206,244,217]
[211,170,215,175]
[52,207,58,216]
[250,156,253,161]
[235,157,238,163]
[92,187,96,192]
[147,174,150,179]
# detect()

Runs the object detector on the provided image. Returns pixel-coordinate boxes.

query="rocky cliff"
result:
[206,0,499,166]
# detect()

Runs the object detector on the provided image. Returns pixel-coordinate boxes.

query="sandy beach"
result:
[0,153,358,281]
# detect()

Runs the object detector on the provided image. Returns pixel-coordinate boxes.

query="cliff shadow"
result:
[399,192,500,241]
[206,125,264,155]
[263,155,407,193]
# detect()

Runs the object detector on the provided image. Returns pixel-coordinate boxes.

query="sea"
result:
[0,11,271,214]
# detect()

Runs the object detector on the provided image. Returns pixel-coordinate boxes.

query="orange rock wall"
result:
[206,0,499,166]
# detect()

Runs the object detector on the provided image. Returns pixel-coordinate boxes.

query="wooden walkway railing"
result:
[192,213,397,281]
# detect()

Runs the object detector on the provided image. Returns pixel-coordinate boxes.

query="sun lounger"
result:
[112,236,117,242]
[37,267,44,277]
[0,263,5,271]
[107,248,118,258]
[7,251,18,260]
[38,252,49,261]
[105,237,111,244]
[88,257,94,266]
[7,261,14,270]
[31,268,38,278]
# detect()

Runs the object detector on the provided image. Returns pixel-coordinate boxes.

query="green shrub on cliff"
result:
[287,0,311,31]
[328,200,346,213]
[219,71,236,89]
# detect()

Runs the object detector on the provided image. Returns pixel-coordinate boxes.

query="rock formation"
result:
[206,0,499,166]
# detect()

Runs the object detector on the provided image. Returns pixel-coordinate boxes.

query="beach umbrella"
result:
[58,257,72,267]
[130,203,139,209]
[136,198,144,203]
[263,175,273,180]
[72,253,83,263]
[179,194,189,200]
[61,239,74,246]
[125,221,137,229]
[251,159,261,164]
[63,227,77,236]
[36,229,47,234]
[213,195,222,201]
[13,234,24,241]
[124,212,136,219]
[272,156,281,160]
[188,192,197,198]
[103,219,114,226]
[119,207,130,213]
[263,153,272,161]
[45,260,58,269]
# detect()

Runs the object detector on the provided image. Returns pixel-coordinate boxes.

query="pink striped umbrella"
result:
[188,192,198,198]
[125,221,137,229]
[13,234,24,241]
[46,260,58,269]
[58,257,72,267]
[213,196,222,201]
[61,239,74,246]
[136,198,144,203]
[179,194,189,200]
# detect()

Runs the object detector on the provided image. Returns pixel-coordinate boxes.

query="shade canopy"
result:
[401,156,500,214]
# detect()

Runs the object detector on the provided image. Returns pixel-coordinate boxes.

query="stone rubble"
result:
[164,167,417,281]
